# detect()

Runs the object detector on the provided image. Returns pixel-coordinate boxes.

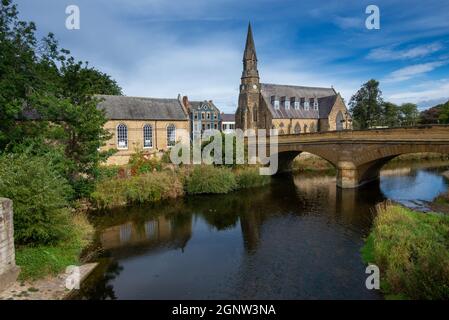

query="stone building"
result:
[97,95,190,165]
[182,96,221,139]
[235,24,352,134]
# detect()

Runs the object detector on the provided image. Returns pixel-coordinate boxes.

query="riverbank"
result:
[91,165,270,209]
[361,202,449,300]
[14,212,94,281]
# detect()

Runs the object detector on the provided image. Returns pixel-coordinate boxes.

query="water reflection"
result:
[74,163,449,300]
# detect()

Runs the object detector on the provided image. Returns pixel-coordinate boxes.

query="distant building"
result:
[97,94,190,165]
[181,96,221,139]
[235,23,352,134]
[221,113,236,133]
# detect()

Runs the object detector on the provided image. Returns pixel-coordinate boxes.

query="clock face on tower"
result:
[252,84,257,90]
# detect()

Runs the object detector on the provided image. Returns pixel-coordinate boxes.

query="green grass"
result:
[15,213,94,280]
[362,202,449,300]
[234,167,271,189]
[185,166,237,194]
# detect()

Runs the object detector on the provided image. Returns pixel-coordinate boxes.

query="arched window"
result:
[117,124,128,149]
[279,129,285,135]
[143,124,153,148]
[304,124,308,133]
[167,124,176,147]
[336,111,344,131]
[294,123,301,134]
[310,123,316,132]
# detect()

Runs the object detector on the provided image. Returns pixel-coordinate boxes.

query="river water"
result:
[73,162,449,300]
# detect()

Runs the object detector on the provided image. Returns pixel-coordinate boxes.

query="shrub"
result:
[15,212,94,280]
[362,202,449,300]
[235,167,271,189]
[91,171,184,209]
[185,166,237,194]
[0,153,74,246]
[129,150,162,175]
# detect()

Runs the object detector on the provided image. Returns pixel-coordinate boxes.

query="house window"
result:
[294,101,300,110]
[314,99,319,110]
[230,124,235,130]
[213,113,217,120]
[304,100,310,110]
[117,124,128,149]
[201,112,205,120]
[214,123,218,129]
[206,112,211,120]
[194,112,198,120]
[143,124,153,148]
[274,100,280,109]
[167,124,176,147]
[285,100,290,109]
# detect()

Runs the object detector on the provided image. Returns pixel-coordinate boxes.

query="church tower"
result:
[236,23,260,131]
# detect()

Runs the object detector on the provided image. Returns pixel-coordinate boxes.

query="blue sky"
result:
[14,0,449,112]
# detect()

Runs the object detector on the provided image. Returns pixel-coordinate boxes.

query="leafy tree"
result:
[420,106,442,124]
[349,79,383,129]
[0,0,122,196]
[382,102,400,127]
[399,103,420,126]
[438,101,449,124]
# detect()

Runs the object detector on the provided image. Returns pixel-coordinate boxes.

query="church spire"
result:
[242,22,259,80]
[243,22,257,61]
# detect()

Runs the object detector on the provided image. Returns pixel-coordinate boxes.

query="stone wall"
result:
[0,198,20,292]
[101,120,190,165]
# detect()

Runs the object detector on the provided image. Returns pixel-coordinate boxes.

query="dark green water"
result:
[73,162,449,300]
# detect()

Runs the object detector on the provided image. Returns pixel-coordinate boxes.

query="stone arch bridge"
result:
[262,125,449,188]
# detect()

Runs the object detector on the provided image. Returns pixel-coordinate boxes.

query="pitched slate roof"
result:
[221,114,235,122]
[96,95,188,120]
[189,100,220,112]
[260,83,337,119]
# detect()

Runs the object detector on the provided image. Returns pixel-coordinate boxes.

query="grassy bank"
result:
[292,154,336,173]
[361,202,449,300]
[15,213,94,280]
[91,165,271,209]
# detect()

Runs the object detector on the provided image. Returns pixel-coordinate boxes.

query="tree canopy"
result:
[0,0,122,196]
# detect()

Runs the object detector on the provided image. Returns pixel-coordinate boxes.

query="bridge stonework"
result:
[0,198,20,292]
[271,125,449,188]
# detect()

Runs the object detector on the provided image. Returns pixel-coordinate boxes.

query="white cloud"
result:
[388,79,449,104]
[367,42,443,61]
[333,16,363,29]
[385,61,448,82]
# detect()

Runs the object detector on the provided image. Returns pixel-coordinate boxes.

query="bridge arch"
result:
[264,125,449,188]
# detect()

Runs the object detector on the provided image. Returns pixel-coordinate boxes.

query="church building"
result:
[235,24,352,134]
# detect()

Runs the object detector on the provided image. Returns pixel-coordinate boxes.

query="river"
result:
[73,161,449,300]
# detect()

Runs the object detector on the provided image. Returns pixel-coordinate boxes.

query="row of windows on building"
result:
[271,96,319,111]
[116,123,176,150]
[193,112,219,120]
[274,122,317,134]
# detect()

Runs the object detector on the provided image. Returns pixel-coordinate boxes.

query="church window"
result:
[143,124,153,148]
[117,124,128,149]
[167,124,176,147]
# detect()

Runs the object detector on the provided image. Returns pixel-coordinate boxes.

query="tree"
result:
[0,0,122,196]
[399,103,420,126]
[349,79,383,129]
[439,101,449,124]
[420,106,442,124]
[382,102,400,127]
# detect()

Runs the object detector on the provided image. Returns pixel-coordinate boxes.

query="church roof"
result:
[260,83,337,119]
[96,95,188,120]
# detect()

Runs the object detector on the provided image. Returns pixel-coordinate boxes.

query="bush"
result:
[362,202,449,300]
[235,167,271,189]
[129,150,162,175]
[91,171,184,209]
[15,212,94,280]
[185,166,237,194]
[0,153,74,246]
